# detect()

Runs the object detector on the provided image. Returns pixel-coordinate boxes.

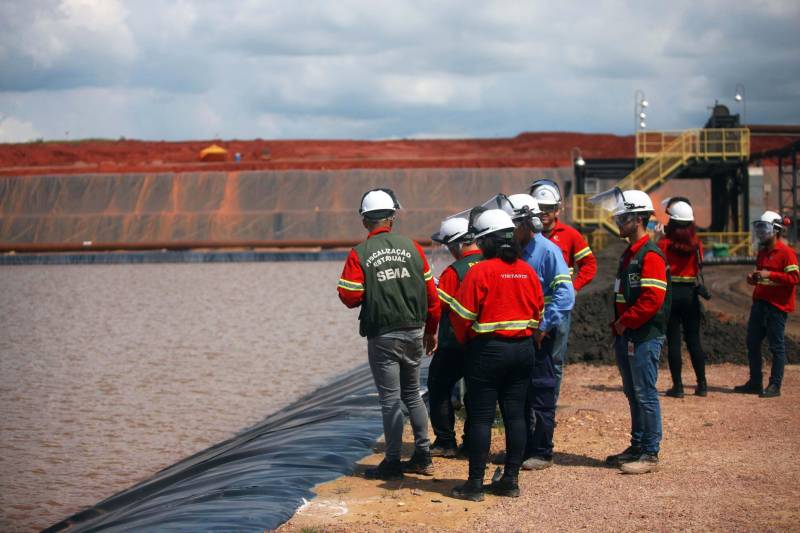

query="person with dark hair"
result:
[658,199,708,398]
[448,209,544,501]
[427,216,482,458]
[594,188,671,475]
[734,210,799,398]
[337,188,441,481]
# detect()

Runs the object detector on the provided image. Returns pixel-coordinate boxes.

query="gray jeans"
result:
[367,327,430,461]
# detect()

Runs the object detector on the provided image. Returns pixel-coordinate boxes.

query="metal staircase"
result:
[572,128,750,238]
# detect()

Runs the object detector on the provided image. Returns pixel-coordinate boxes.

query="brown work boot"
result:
[401,450,434,476]
[619,453,659,474]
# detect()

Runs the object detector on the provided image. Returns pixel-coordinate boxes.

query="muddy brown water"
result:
[0,262,367,531]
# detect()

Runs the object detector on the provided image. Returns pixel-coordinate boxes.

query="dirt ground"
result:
[277,363,800,533]
[0,133,791,176]
[278,245,799,533]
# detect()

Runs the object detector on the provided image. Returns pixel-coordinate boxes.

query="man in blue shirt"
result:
[506,193,575,471]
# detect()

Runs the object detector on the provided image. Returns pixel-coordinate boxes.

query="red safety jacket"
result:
[545,219,597,292]
[615,235,668,330]
[437,249,483,313]
[657,238,704,284]
[753,239,799,313]
[337,227,441,334]
[449,257,544,344]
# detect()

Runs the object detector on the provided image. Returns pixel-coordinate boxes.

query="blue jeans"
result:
[526,334,557,459]
[615,335,665,455]
[551,313,572,404]
[746,300,788,388]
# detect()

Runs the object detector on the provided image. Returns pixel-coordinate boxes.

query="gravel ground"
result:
[278,363,800,532]
[278,241,799,532]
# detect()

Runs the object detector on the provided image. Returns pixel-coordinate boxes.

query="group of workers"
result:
[337,182,798,502]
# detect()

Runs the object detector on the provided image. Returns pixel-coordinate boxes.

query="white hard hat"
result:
[506,194,542,220]
[432,216,470,244]
[667,200,694,222]
[529,179,562,205]
[613,189,654,216]
[359,189,400,219]
[758,210,784,230]
[473,209,516,239]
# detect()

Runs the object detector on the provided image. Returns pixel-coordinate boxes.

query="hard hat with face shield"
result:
[431,216,472,245]
[506,193,544,232]
[666,200,694,222]
[528,179,562,209]
[752,210,785,243]
[359,188,401,219]
[590,187,653,214]
[472,209,516,240]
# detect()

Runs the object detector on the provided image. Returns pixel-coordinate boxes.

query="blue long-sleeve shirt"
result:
[522,233,575,332]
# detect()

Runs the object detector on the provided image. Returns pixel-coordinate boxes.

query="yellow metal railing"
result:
[636,128,750,160]
[572,128,751,243]
[588,228,611,251]
[698,231,753,257]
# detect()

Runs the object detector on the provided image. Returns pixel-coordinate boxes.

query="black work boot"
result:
[665,384,684,398]
[488,475,520,498]
[451,478,485,502]
[620,452,659,474]
[733,381,763,395]
[605,446,642,466]
[429,440,458,458]
[759,384,781,398]
[363,459,404,481]
[401,449,434,476]
[695,379,708,397]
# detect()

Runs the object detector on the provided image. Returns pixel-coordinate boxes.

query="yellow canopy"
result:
[199,144,228,161]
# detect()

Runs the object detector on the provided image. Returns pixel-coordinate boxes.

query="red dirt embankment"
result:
[0,132,794,177]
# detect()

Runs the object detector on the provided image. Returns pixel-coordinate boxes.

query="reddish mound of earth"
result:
[0,131,794,176]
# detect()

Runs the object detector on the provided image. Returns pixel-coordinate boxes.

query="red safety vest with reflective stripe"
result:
[753,240,799,313]
[450,257,544,344]
[546,219,597,292]
[657,237,704,284]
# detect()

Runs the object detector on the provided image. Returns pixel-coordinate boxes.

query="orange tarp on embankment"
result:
[0,168,571,244]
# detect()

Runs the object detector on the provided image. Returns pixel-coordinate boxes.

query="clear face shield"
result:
[752,220,776,244]
[428,211,473,280]
[481,193,543,232]
[589,187,626,214]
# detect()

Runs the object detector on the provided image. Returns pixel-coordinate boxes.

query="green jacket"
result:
[438,252,483,350]
[355,232,429,338]
[616,240,672,343]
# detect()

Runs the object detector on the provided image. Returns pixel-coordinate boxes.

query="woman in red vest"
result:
[448,209,544,501]
[658,198,707,398]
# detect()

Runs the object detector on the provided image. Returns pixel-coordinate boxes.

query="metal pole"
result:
[735,83,746,125]
[792,144,798,244]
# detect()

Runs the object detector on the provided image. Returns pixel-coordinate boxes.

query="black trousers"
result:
[525,332,557,459]
[427,346,468,447]
[465,337,534,480]
[666,283,707,386]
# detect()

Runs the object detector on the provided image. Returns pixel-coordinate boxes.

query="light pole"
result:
[634,89,648,132]
[634,90,648,167]
[571,147,586,194]
[735,83,746,125]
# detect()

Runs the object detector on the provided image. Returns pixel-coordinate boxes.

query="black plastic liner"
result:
[45,361,423,532]
[0,250,348,266]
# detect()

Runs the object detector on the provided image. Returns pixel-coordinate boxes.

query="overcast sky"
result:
[1,0,798,142]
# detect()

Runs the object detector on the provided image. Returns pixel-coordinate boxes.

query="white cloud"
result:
[0,115,42,142]
[0,0,798,140]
